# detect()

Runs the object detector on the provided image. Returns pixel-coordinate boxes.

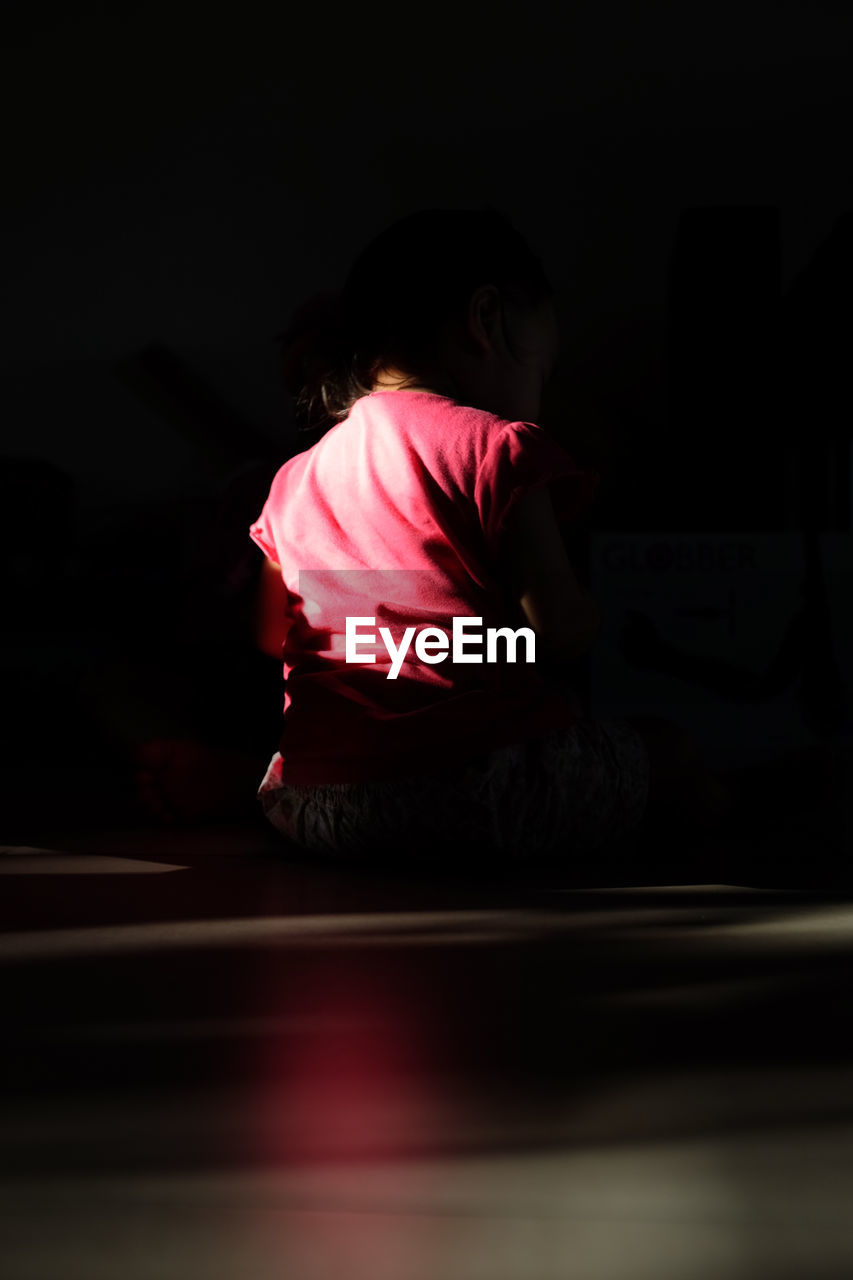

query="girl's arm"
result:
[501,486,601,663]
[253,556,293,659]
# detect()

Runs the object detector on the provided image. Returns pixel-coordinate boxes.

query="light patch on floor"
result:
[0,847,187,875]
[2,1123,853,1279]
[0,904,752,960]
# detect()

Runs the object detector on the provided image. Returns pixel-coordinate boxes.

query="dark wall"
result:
[3,1,852,517]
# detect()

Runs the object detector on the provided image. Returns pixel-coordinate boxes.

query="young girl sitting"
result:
[243,206,759,866]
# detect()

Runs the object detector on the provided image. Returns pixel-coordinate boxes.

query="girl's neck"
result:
[370,366,458,399]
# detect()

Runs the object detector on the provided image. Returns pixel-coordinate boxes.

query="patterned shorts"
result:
[257,719,651,865]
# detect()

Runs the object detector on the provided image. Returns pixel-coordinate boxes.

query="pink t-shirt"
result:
[249,390,600,784]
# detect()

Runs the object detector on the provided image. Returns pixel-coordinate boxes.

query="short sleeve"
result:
[248,498,279,563]
[475,421,601,556]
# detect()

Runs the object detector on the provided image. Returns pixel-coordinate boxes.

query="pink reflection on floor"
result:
[248,954,456,1168]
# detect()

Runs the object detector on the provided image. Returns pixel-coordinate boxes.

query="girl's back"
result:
[249,385,600,785]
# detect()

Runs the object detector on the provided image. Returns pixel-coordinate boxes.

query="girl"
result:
[247,207,839,869]
[245,207,723,864]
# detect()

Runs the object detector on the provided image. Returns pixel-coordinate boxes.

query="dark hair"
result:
[277,207,554,435]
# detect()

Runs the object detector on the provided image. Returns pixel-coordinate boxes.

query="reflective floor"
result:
[3,817,853,1277]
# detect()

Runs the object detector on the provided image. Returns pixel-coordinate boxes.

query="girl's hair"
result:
[277,207,554,435]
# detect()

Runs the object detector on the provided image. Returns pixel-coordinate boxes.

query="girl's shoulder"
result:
[363,390,521,450]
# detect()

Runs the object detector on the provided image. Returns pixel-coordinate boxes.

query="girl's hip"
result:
[257,719,651,863]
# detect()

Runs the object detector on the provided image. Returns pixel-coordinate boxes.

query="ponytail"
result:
[275,290,362,436]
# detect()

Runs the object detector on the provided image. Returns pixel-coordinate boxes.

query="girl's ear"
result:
[467,284,504,358]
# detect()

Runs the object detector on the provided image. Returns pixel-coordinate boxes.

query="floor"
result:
[3,807,853,1278]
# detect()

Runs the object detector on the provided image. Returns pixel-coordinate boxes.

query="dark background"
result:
[2,0,852,820]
